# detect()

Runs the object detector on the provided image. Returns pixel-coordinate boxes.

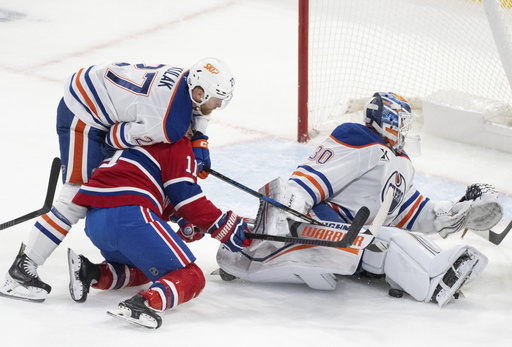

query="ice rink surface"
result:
[0,1,511,345]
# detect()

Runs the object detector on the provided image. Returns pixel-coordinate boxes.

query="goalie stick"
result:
[245,206,370,248]
[206,167,395,251]
[204,166,325,226]
[281,188,394,252]
[462,220,512,245]
[0,157,61,231]
[204,167,371,247]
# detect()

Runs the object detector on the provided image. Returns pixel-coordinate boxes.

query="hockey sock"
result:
[141,262,205,311]
[25,208,72,265]
[92,262,150,290]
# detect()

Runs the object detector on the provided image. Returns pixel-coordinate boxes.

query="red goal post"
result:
[298,0,512,143]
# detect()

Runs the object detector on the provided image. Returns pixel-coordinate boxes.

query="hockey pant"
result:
[84,205,204,311]
[361,227,488,305]
[25,99,115,265]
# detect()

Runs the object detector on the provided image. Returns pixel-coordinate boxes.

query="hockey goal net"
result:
[298,0,512,142]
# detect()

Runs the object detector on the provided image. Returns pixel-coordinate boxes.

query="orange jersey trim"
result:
[395,195,424,228]
[291,170,326,201]
[42,214,69,237]
[75,68,100,121]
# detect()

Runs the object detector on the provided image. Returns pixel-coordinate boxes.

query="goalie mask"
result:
[187,57,235,110]
[364,92,414,154]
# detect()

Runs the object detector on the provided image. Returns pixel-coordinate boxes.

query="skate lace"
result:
[22,256,39,278]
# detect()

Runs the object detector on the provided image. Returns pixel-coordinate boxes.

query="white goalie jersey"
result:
[63,62,196,148]
[287,122,437,233]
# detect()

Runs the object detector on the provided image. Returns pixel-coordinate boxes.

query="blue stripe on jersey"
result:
[122,148,163,185]
[297,165,334,197]
[118,123,133,148]
[68,72,106,128]
[339,205,354,222]
[406,197,430,230]
[35,221,61,245]
[396,190,420,217]
[289,177,319,205]
[84,66,114,125]
[165,180,204,209]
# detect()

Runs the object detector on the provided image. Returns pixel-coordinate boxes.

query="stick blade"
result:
[0,157,61,231]
[344,206,370,246]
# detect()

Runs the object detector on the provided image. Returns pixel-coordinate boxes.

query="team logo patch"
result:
[183,226,193,236]
[383,171,406,213]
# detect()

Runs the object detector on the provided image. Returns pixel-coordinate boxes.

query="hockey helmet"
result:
[187,57,235,108]
[364,92,414,153]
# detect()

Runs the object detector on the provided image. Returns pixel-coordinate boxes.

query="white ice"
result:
[0,1,511,346]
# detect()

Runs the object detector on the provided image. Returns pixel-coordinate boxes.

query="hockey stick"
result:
[0,157,61,231]
[246,206,370,248]
[367,187,394,237]
[463,220,512,245]
[206,167,386,249]
[204,166,324,225]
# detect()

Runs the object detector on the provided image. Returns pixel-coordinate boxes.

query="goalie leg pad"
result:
[361,227,487,305]
[216,240,361,290]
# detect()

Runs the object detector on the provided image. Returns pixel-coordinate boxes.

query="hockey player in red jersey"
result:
[216,92,503,307]
[1,57,234,302]
[66,127,251,329]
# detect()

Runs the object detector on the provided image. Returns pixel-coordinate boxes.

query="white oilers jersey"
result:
[288,123,435,232]
[63,62,195,148]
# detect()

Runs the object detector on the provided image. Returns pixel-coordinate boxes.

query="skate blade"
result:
[0,279,47,303]
[67,248,86,302]
[106,308,160,329]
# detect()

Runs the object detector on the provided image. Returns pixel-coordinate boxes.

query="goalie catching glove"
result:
[207,211,252,252]
[434,183,503,238]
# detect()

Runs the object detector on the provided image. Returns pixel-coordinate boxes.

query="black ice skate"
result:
[0,243,52,302]
[107,293,162,329]
[67,248,100,303]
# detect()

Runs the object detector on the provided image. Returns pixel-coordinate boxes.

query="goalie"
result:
[214,92,503,307]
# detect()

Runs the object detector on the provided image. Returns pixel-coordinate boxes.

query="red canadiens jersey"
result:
[72,139,222,230]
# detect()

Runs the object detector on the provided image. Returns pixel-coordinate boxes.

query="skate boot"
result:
[431,249,484,307]
[67,248,100,303]
[0,243,51,302]
[107,293,162,329]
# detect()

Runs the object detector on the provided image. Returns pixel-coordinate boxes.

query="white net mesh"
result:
[306,0,512,134]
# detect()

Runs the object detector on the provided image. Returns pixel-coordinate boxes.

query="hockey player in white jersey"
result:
[0,57,235,302]
[215,92,503,307]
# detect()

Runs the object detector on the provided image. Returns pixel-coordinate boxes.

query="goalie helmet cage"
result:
[297,0,512,143]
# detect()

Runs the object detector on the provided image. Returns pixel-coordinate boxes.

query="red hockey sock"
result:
[92,262,150,290]
[141,262,205,311]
